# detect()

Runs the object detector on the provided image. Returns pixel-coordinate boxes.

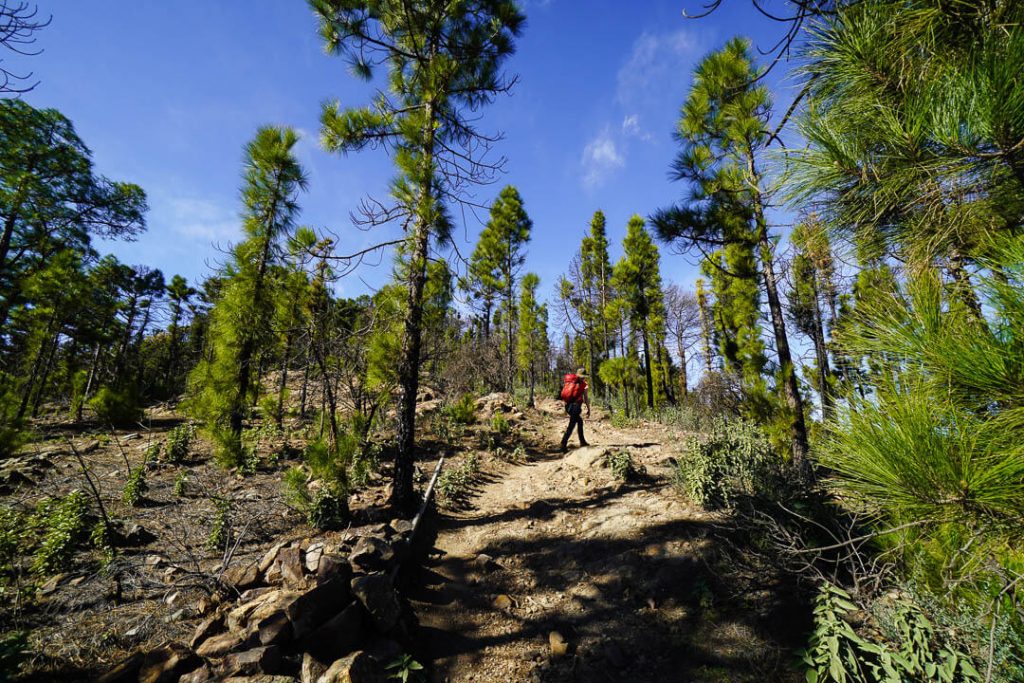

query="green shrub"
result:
[437,452,479,507]
[443,394,477,425]
[0,631,28,683]
[31,491,91,574]
[674,418,782,510]
[87,387,143,427]
[206,498,230,552]
[164,423,195,463]
[122,463,147,507]
[490,414,511,438]
[801,582,981,683]
[0,373,27,459]
[307,486,347,530]
[604,449,640,481]
[0,507,26,581]
[173,472,189,497]
[281,466,311,511]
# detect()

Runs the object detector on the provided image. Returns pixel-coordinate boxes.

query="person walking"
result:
[559,367,591,453]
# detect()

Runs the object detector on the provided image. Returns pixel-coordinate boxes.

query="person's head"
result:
[576,367,587,378]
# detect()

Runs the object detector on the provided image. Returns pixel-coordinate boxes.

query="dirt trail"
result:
[410,400,807,682]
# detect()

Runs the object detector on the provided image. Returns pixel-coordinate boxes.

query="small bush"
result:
[436,452,479,507]
[88,387,143,427]
[206,498,230,553]
[0,631,28,683]
[307,486,347,530]
[490,414,511,438]
[164,423,195,463]
[173,472,189,497]
[443,394,477,425]
[604,449,640,481]
[281,466,311,511]
[122,463,147,507]
[801,582,982,682]
[674,418,783,510]
[31,491,92,574]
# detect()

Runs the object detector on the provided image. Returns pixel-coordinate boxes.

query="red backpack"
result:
[559,373,585,403]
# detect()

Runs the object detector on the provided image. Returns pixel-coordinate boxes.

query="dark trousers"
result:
[561,401,586,447]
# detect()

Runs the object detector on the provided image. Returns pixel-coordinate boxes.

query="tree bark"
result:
[641,326,654,410]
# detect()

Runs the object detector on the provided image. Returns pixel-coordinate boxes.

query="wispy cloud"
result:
[616,29,701,106]
[580,127,624,189]
[164,197,239,242]
[621,113,652,141]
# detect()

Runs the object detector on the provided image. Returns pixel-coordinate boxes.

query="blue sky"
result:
[22,0,802,310]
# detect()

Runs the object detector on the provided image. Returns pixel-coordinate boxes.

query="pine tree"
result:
[653,38,810,467]
[789,217,837,421]
[613,215,666,410]
[478,185,531,392]
[311,0,524,510]
[187,127,307,463]
[516,273,547,407]
[580,210,614,392]
[164,274,195,393]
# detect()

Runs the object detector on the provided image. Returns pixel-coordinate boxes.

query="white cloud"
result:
[580,127,624,189]
[164,197,239,242]
[616,29,701,106]
[621,113,652,141]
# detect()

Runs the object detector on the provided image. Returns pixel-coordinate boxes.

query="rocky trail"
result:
[409,400,808,682]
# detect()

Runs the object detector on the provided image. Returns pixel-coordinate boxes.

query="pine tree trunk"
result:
[32,327,61,418]
[393,98,436,512]
[641,326,654,410]
[748,152,810,470]
[677,338,688,396]
[276,331,293,427]
[18,315,57,421]
[810,278,833,422]
[80,345,102,422]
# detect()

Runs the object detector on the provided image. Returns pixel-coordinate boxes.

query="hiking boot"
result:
[579,440,590,447]
[559,443,568,454]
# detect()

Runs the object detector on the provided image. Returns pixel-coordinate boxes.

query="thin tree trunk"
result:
[80,345,102,422]
[810,278,833,422]
[32,328,62,417]
[393,96,436,512]
[641,326,654,410]
[18,315,57,421]
[276,331,293,427]
[749,152,810,470]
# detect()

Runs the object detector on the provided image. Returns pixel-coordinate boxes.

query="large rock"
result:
[221,645,281,677]
[97,652,144,683]
[286,579,351,639]
[138,642,202,683]
[348,536,394,575]
[189,613,224,649]
[350,574,401,633]
[316,651,386,683]
[226,589,302,635]
[301,602,365,674]
[222,561,261,591]
[278,547,305,587]
[316,553,352,585]
[195,631,246,659]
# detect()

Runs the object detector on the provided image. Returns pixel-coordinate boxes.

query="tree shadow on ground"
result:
[408,482,810,682]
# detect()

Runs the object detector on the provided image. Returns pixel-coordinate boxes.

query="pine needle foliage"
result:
[310,0,524,510]
[186,127,307,466]
[822,239,1024,608]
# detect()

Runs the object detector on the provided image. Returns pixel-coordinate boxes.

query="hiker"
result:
[559,367,591,453]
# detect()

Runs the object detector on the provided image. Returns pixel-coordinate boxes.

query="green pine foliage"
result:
[186,127,307,466]
[516,273,548,407]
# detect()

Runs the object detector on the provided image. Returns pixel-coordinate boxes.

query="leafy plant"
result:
[87,386,143,427]
[436,452,479,507]
[307,486,347,531]
[31,491,91,574]
[0,631,28,683]
[206,498,230,553]
[281,466,311,512]
[604,449,639,481]
[801,582,981,683]
[173,472,189,497]
[164,423,195,463]
[122,461,147,507]
[442,393,477,425]
[490,414,511,438]
[386,653,425,682]
[674,418,782,510]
